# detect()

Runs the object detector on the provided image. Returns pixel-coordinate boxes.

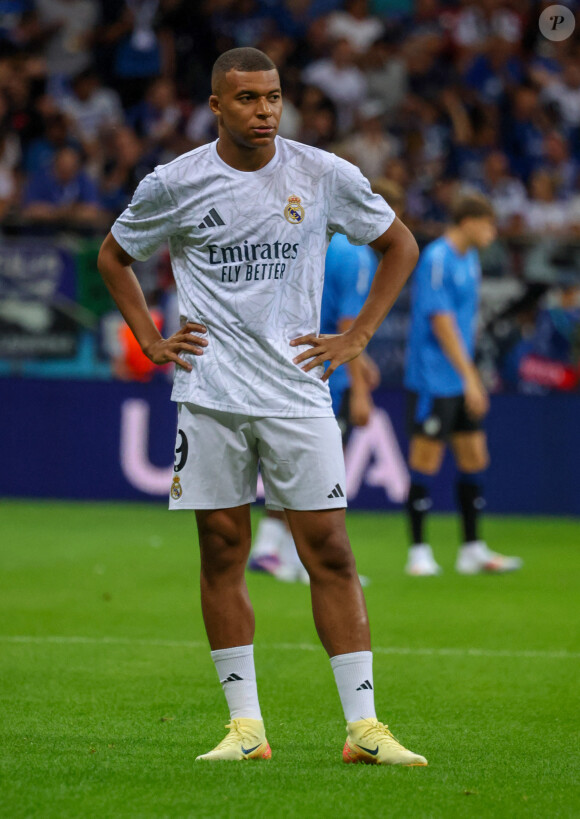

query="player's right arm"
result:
[97,232,207,371]
[430,313,488,419]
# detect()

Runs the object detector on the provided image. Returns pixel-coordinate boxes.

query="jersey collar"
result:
[210,137,280,177]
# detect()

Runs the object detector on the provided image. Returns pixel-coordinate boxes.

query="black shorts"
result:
[406,390,482,441]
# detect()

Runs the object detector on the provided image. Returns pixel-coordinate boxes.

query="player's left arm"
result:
[291,217,418,381]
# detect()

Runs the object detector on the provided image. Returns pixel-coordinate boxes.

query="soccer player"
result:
[98,47,427,766]
[404,192,523,576]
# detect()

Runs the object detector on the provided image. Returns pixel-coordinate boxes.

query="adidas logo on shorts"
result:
[327,483,344,499]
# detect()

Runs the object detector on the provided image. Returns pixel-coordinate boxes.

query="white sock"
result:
[251,517,286,559]
[330,651,376,723]
[210,644,262,720]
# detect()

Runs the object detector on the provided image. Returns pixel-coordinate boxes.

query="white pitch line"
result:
[0,635,578,660]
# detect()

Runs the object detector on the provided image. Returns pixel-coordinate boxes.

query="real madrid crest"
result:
[284,195,305,224]
[170,476,182,500]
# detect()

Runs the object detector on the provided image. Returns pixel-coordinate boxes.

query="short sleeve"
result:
[416,247,454,316]
[111,170,181,261]
[327,155,395,246]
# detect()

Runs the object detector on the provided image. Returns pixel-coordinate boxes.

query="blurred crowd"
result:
[1,0,580,240]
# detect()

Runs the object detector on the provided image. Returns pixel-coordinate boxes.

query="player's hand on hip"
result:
[290,330,365,382]
[464,371,489,419]
[144,322,207,371]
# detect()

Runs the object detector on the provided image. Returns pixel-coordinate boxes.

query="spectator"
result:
[100,126,144,216]
[443,91,500,186]
[1,65,43,157]
[539,59,580,131]
[524,170,575,236]
[58,68,123,152]
[264,0,342,42]
[479,150,527,235]
[503,86,548,182]
[302,37,366,134]
[540,131,578,199]
[404,33,453,101]
[337,100,398,179]
[127,77,182,153]
[462,35,525,105]
[361,37,408,115]
[326,0,384,53]
[0,0,43,57]
[209,0,276,50]
[99,0,168,108]
[296,84,338,148]
[35,0,100,81]
[24,112,79,174]
[448,0,522,53]
[21,145,103,227]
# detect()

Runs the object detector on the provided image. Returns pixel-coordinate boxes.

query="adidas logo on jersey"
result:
[356,679,373,690]
[327,483,344,499]
[198,208,225,229]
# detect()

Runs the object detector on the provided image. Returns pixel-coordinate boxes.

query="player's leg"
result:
[404,392,447,576]
[195,504,271,761]
[258,416,427,766]
[286,507,426,766]
[286,507,368,654]
[197,505,255,651]
[169,404,270,761]
[451,430,522,574]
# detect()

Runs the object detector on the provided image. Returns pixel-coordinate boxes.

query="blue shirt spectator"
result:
[23,146,102,226]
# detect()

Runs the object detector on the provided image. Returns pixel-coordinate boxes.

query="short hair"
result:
[450,191,495,224]
[211,48,277,93]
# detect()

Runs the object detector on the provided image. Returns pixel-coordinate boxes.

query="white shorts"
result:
[168,403,347,511]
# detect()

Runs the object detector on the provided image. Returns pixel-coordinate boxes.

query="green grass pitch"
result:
[0,501,578,818]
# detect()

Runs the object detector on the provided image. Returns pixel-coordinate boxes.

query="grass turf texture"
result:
[0,501,578,818]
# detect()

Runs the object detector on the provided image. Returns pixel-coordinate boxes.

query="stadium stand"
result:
[0,0,579,394]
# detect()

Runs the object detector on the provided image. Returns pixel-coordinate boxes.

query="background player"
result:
[249,218,380,583]
[404,192,523,576]
[98,48,427,766]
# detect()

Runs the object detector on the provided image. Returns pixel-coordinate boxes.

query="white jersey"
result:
[112,137,394,417]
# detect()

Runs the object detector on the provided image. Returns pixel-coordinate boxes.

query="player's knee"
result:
[458,451,489,472]
[409,442,444,474]
[304,531,357,582]
[198,524,249,579]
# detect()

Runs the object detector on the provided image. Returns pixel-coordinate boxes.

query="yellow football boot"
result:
[196,718,271,761]
[343,718,427,766]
